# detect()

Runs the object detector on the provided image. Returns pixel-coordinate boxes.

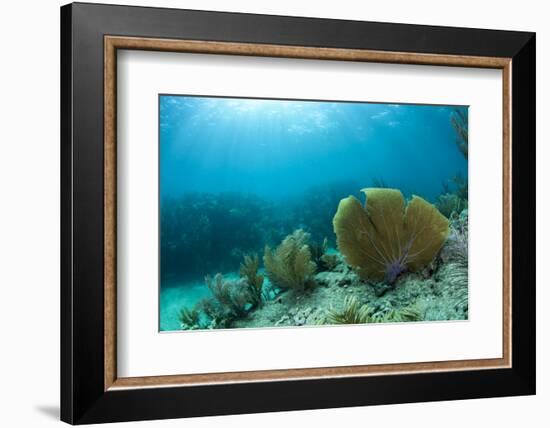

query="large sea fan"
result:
[263,229,316,292]
[333,188,449,284]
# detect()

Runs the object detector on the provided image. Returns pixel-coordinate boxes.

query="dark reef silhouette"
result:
[160,180,363,284]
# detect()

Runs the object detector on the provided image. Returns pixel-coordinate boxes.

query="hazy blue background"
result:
[160,96,467,203]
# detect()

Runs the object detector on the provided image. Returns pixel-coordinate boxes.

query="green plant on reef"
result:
[371,305,423,323]
[436,261,468,315]
[447,263,468,285]
[239,254,264,305]
[325,296,373,325]
[178,306,200,330]
[436,193,467,218]
[320,253,340,271]
[260,280,281,302]
[451,108,468,159]
[205,273,259,318]
[263,229,317,292]
[447,210,468,267]
[448,269,469,312]
[309,237,329,269]
[452,172,468,200]
[194,297,229,329]
[325,296,423,326]
[333,188,449,284]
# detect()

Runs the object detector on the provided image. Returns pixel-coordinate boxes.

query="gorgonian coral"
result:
[436,193,467,218]
[178,306,201,330]
[445,210,468,267]
[333,188,449,284]
[263,229,316,291]
[451,108,468,159]
[325,296,372,325]
[205,273,259,317]
[324,296,423,325]
[239,254,264,306]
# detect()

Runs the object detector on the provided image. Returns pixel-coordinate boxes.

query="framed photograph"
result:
[60,2,535,424]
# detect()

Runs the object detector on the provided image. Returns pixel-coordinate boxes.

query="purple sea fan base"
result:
[384,260,408,284]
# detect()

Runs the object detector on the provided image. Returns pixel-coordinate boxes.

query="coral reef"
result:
[443,209,468,266]
[430,262,468,317]
[239,254,264,305]
[436,171,468,219]
[333,188,449,284]
[436,193,467,218]
[325,295,372,325]
[159,101,470,332]
[370,305,422,323]
[193,297,227,329]
[323,294,422,325]
[452,172,468,200]
[205,273,258,317]
[173,191,467,332]
[320,253,341,271]
[178,306,200,330]
[451,108,468,159]
[263,229,317,292]
[437,209,468,314]
[161,192,272,282]
[309,237,329,269]
[161,183,359,284]
[232,248,466,330]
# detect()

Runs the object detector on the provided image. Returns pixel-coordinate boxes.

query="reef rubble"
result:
[231,243,468,329]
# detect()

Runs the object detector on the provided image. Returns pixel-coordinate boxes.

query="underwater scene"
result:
[159,95,469,332]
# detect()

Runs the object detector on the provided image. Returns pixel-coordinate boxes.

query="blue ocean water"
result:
[159,95,467,331]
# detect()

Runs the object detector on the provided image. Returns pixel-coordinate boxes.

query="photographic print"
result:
[159,95,469,332]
